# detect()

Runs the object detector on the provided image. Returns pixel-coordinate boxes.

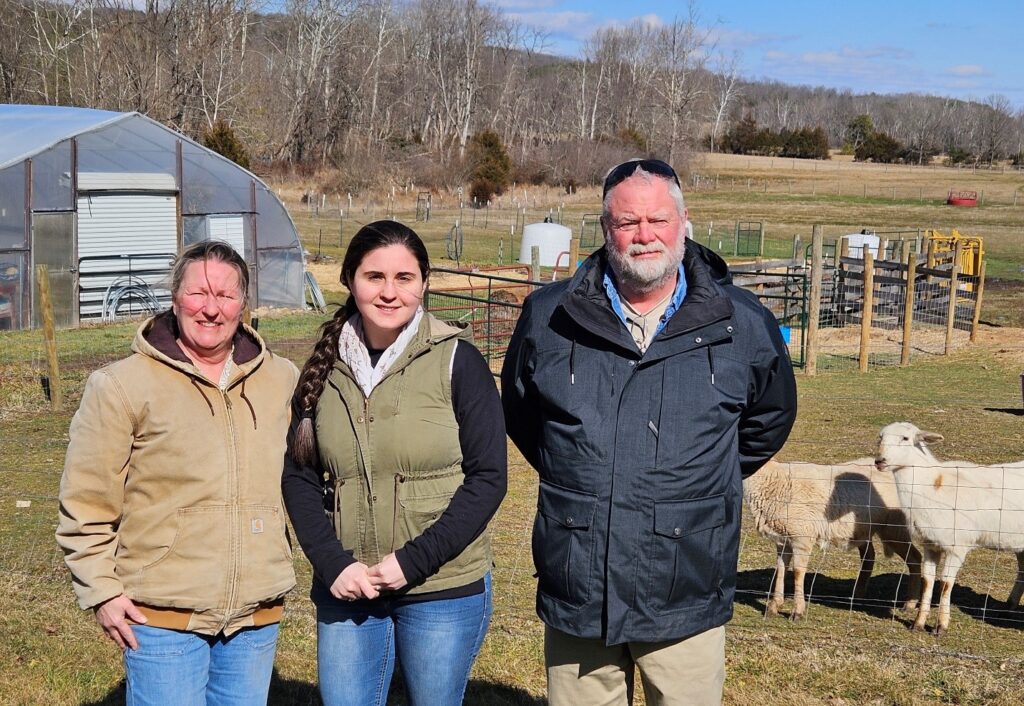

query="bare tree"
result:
[976,94,1015,163]
[649,10,710,163]
[0,0,31,102]
[708,50,741,152]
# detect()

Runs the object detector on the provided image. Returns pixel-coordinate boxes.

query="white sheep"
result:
[874,421,1024,636]
[744,458,922,620]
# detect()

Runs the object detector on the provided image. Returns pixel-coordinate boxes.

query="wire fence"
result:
[7,423,1024,638]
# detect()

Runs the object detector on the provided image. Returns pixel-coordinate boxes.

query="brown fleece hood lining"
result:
[145,310,262,365]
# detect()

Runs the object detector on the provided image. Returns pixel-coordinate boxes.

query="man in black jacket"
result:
[501,159,797,705]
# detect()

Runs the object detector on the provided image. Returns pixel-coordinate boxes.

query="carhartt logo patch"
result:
[251,518,264,534]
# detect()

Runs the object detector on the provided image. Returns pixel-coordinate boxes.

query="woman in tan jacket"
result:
[57,240,298,706]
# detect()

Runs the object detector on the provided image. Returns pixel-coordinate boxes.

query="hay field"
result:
[281,152,1024,308]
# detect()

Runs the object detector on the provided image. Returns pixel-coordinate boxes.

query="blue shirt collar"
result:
[603,262,687,336]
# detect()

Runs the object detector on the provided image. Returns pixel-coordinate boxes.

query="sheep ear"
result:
[916,431,944,445]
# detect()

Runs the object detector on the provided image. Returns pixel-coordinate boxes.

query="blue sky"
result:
[490,0,1024,109]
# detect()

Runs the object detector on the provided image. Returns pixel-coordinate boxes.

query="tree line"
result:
[2,0,1022,192]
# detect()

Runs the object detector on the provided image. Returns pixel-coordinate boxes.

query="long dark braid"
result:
[289,219,431,467]
[290,298,355,466]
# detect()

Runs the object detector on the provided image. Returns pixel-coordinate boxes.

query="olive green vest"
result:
[314,314,492,593]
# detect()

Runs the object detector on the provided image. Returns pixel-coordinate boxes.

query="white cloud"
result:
[946,64,988,77]
[801,51,843,65]
[634,13,664,30]
[486,0,557,10]
[839,46,913,61]
[705,27,797,51]
[505,10,595,37]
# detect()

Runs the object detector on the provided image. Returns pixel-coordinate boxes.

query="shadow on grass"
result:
[983,407,1024,417]
[463,680,546,705]
[81,669,321,706]
[737,567,1024,633]
[946,583,1024,633]
[735,567,918,623]
[80,670,545,705]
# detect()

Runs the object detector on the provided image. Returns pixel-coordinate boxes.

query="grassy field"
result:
[2,153,1024,704]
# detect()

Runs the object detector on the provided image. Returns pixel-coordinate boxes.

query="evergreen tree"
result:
[467,129,512,206]
[201,120,251,170]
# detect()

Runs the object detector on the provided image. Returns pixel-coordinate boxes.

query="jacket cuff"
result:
[318,552,358,588]
[394,547,426,587]
[77,580,126,612]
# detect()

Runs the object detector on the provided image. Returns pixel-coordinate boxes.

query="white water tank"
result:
[519,222,572,266]
[843,232,881,258]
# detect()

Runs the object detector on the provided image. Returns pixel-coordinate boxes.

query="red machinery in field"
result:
[946,190,978,206]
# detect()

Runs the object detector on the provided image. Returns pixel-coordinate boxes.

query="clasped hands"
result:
[329,552,407,601]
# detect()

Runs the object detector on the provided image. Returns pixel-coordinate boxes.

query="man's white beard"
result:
[606,236,686,296]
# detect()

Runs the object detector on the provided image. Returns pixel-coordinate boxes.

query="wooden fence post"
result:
[900,251,917,367]
[568,237,580,276]
[944,241,962,355]
[926,237,936,285]
[36,265,62,411]
[970,261,986,343]
[791,234,802,262]
[859,251,874,372]
[805,225,823,376]
[530,245,541,288]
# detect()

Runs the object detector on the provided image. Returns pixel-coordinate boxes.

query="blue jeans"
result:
[317,574,492,706]
[123,623,279,706]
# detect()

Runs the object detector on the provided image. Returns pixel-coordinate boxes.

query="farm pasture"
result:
[2,154,1024,704]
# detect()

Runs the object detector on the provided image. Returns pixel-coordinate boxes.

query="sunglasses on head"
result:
[602,159,680,198]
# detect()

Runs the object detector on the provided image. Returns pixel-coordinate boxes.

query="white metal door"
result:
[76,193,177,319]
[207,214,246,256]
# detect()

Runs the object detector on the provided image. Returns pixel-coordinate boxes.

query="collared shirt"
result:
[603,263,688,351]
[621,293,673,352]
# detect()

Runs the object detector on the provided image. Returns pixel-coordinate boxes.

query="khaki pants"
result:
[545,624,725,706]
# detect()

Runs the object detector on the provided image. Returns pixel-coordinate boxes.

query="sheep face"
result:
[874,422,944,470]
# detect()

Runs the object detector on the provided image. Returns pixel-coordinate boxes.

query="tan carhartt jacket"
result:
[57,312,298,635]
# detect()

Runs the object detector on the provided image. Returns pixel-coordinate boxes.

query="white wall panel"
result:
[76,193,177,318]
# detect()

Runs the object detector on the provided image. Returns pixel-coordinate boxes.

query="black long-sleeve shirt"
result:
[282,340,507,603]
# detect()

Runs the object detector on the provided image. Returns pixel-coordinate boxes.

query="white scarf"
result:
[338,307,425,397]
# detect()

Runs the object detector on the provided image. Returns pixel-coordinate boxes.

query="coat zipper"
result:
[391,474,406,552]
[220,387,240,633]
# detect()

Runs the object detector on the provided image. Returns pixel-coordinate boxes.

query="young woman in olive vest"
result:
[282,221,507,706]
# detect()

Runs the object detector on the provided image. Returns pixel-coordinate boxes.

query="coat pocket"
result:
[137,506,230,609]
[238,504,296,604]
[649,494,725,613]
[395,471,463,547]
[532,481,598,607]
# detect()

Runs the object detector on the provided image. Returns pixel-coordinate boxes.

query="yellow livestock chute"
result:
[926,229,984,291]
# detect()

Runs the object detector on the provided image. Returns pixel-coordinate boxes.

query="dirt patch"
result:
[811,322,1024,367]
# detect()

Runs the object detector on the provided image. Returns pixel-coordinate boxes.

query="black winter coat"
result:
[501,242,797,644]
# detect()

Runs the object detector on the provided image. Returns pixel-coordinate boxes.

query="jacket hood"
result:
[132,310,265,378]
[425,310,474,344]
[692,241,732,286]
